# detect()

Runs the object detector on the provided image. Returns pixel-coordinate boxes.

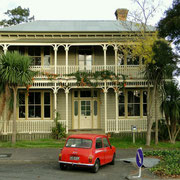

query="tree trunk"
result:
[12,86,17,145]
[146,83,153,146]
[155,86,158,145]
[0,93,6,117]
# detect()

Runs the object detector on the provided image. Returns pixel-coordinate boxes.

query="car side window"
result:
[96,138,102,149]
[103,138,110,148]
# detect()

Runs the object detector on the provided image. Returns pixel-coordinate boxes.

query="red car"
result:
[58,134,116,173]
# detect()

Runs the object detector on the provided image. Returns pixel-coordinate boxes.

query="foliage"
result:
[152,119,169,141]
[52,113,66,140]
[0,51,36,87]
[145,40,178,82]
[161,81,180,143]
[157,0,180,50]
[0,51,36,144]
[144,150,180,177]
[0,6,34,27]
[67,70,127,89]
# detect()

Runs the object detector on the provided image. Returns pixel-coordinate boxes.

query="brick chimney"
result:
[115,9,129,21]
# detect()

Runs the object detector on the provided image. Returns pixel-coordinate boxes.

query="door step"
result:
[68,129,105,135]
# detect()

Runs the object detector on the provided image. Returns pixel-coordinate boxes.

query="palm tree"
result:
[161,81,180,144]
[0,51,36,144]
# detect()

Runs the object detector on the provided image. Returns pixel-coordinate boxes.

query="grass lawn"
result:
[0,136,179,149]
[0,138,66,148]
[109,136,180,149]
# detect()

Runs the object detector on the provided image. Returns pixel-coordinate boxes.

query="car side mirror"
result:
[110,145,112,149]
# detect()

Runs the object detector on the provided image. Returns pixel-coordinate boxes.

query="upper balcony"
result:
[1,45,146,82]
[30,65,145,80]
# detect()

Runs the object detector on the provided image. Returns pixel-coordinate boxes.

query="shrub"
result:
[52,113,66,139]
[152,119,169,140]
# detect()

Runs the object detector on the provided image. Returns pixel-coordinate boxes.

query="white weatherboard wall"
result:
[57,89,72,129]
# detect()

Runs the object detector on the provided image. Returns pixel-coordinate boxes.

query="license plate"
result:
[70,156,79,160]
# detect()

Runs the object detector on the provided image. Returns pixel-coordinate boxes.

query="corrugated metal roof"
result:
[0,20,155,32]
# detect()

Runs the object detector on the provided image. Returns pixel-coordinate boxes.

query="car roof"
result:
[67,134,107,140]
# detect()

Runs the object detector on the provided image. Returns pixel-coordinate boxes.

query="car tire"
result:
[59,163,67,170]
[91,159,100,173]
[110,154,115,165]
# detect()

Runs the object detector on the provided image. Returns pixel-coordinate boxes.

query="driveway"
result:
[0,148,158,180]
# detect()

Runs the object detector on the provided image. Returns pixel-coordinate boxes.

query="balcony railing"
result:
[30,65,145,79]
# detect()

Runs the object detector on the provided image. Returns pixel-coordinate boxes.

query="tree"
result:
[118,0,161,146]
[0,51,36,144]
[145,40,178,145]
[0,6,34,27]
[158,0,180,50]
[161,81,180,143]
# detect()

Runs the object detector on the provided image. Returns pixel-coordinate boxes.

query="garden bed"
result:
[144,150,180,178]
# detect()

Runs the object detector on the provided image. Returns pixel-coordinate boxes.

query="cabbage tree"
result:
[0,51,36,144]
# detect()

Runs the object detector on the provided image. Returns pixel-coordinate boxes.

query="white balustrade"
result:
[0,120,66,134]
[107,118,147,133]
[30,65,145,79]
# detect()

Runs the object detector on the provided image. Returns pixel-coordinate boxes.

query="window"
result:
[143,91,147,116]
[28,46,41,66]
[18,91,51,119]
[28,92,41,118]
[19,92,25,118]
[96,138,102,149]
[103,138,110,147]
[44,47,51,66]
[44,92,50,118]
[80,90,91,97]
[119,91,125,116]
[79,47,92,71]
[118,50,124,65]
[94,101,97,116]
[66,138,92,149]
[126,49,139,65]
[118,90,147,117]
[128,90,140,116]
[81,101,91,116]
[74,101,78,116]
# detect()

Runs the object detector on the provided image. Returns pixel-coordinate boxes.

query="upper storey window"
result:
[44,47,51,66]
[79,47,92,71]
[28,46,41,66]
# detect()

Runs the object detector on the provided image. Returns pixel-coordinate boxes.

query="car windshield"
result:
[66,138,92,148]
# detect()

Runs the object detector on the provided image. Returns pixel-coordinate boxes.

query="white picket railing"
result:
[107,118,147,133]
[30,66,55,78]
[0,120,66,134]
[30,65,145,79]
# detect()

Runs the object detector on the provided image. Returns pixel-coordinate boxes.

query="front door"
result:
[73,90,99,130]
[80,100,91,129]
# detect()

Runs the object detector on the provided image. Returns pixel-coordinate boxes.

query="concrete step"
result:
[68,129,105,135]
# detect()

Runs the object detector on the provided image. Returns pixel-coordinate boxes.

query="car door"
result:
[103,137,113,164]
[95,138,105,165]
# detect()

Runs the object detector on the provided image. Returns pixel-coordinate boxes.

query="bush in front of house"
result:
[52,113,66,139]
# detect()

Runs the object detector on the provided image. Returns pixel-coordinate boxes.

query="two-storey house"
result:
[0,9,161,138]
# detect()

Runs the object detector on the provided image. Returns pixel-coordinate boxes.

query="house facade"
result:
[0,9,161,136]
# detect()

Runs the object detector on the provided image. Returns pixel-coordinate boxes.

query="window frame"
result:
[18,90,52,120]
[118,89,147,118]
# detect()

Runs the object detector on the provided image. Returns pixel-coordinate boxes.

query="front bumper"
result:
[59,161,94,167]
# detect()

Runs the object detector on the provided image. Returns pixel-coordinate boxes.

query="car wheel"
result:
[110,154,115,165]
[59,163,67,170]
[91,159,100,173]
